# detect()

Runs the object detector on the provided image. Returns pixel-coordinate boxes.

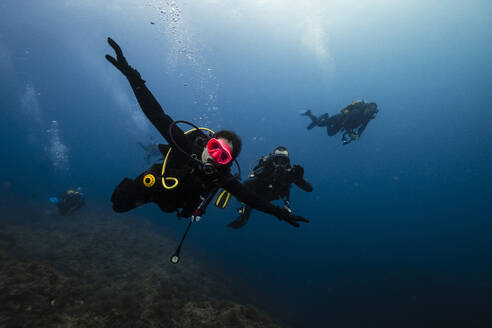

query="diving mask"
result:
[207,138,232,165]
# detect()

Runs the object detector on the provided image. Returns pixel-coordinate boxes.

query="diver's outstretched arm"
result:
[106,38,190,149]
[224,178,309,228]
[291,165,313,192]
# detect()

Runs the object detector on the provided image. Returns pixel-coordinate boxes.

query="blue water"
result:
[1,1,491,327]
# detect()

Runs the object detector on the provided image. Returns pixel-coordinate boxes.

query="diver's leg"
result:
[319,113,329,122]
[307,122,318,130]
[227,205,252,229]
[302,110,322,130]
[111,166,158,212]
[305,110,319,122]
[111,178,146,212]
[327,116,342,136]
[112,163,164,212]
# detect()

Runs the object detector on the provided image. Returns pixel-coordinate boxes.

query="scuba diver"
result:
[105,38,309,235]
[227,146,313,229]
[137,137,162,163]
[49,188,85,215]
[301,100,379,145]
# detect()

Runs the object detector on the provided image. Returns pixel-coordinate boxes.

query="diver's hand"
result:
[291,164,304,180]
[275,207,309,228]
[105,37,142,79]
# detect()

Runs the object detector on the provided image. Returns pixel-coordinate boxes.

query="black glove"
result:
[291,164,304,180]
[105,37,142,80]
[295,179,313,192]
[275,207,309,228]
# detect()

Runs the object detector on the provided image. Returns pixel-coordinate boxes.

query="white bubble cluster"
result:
[146,0,221,127]
[46,120,70,174]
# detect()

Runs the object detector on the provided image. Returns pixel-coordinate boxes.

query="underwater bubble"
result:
[21,85,41,119]
[46,120,70,174]
[146,0,220,126]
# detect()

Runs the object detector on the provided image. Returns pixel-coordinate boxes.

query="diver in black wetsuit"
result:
[51,189,85,215]
[106,38,308,228]
[301,100,379,145]
[137,137,162,163]
[228,146,313,229]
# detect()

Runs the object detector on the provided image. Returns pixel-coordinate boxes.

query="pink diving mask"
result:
[207,138,232,165]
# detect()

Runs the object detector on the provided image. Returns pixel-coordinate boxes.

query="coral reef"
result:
[0,207,285,327]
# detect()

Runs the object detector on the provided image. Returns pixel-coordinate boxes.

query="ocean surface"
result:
[1,1,491,327]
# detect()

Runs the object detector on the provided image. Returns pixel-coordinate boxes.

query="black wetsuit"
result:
[58,191,85,215]
[110,70,286,219]
[303,101,378,144]
[228,154,313,228]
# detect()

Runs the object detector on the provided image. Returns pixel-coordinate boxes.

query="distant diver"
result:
[49,188,85,215]
[137,137,162,163]
[301,100,379,145]
[227,146,313,229]
[105,38,309,231]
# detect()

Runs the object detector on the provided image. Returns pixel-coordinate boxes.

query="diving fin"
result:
[227,216,249,229]
[227,206,252,229]
[307,122,317,130]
